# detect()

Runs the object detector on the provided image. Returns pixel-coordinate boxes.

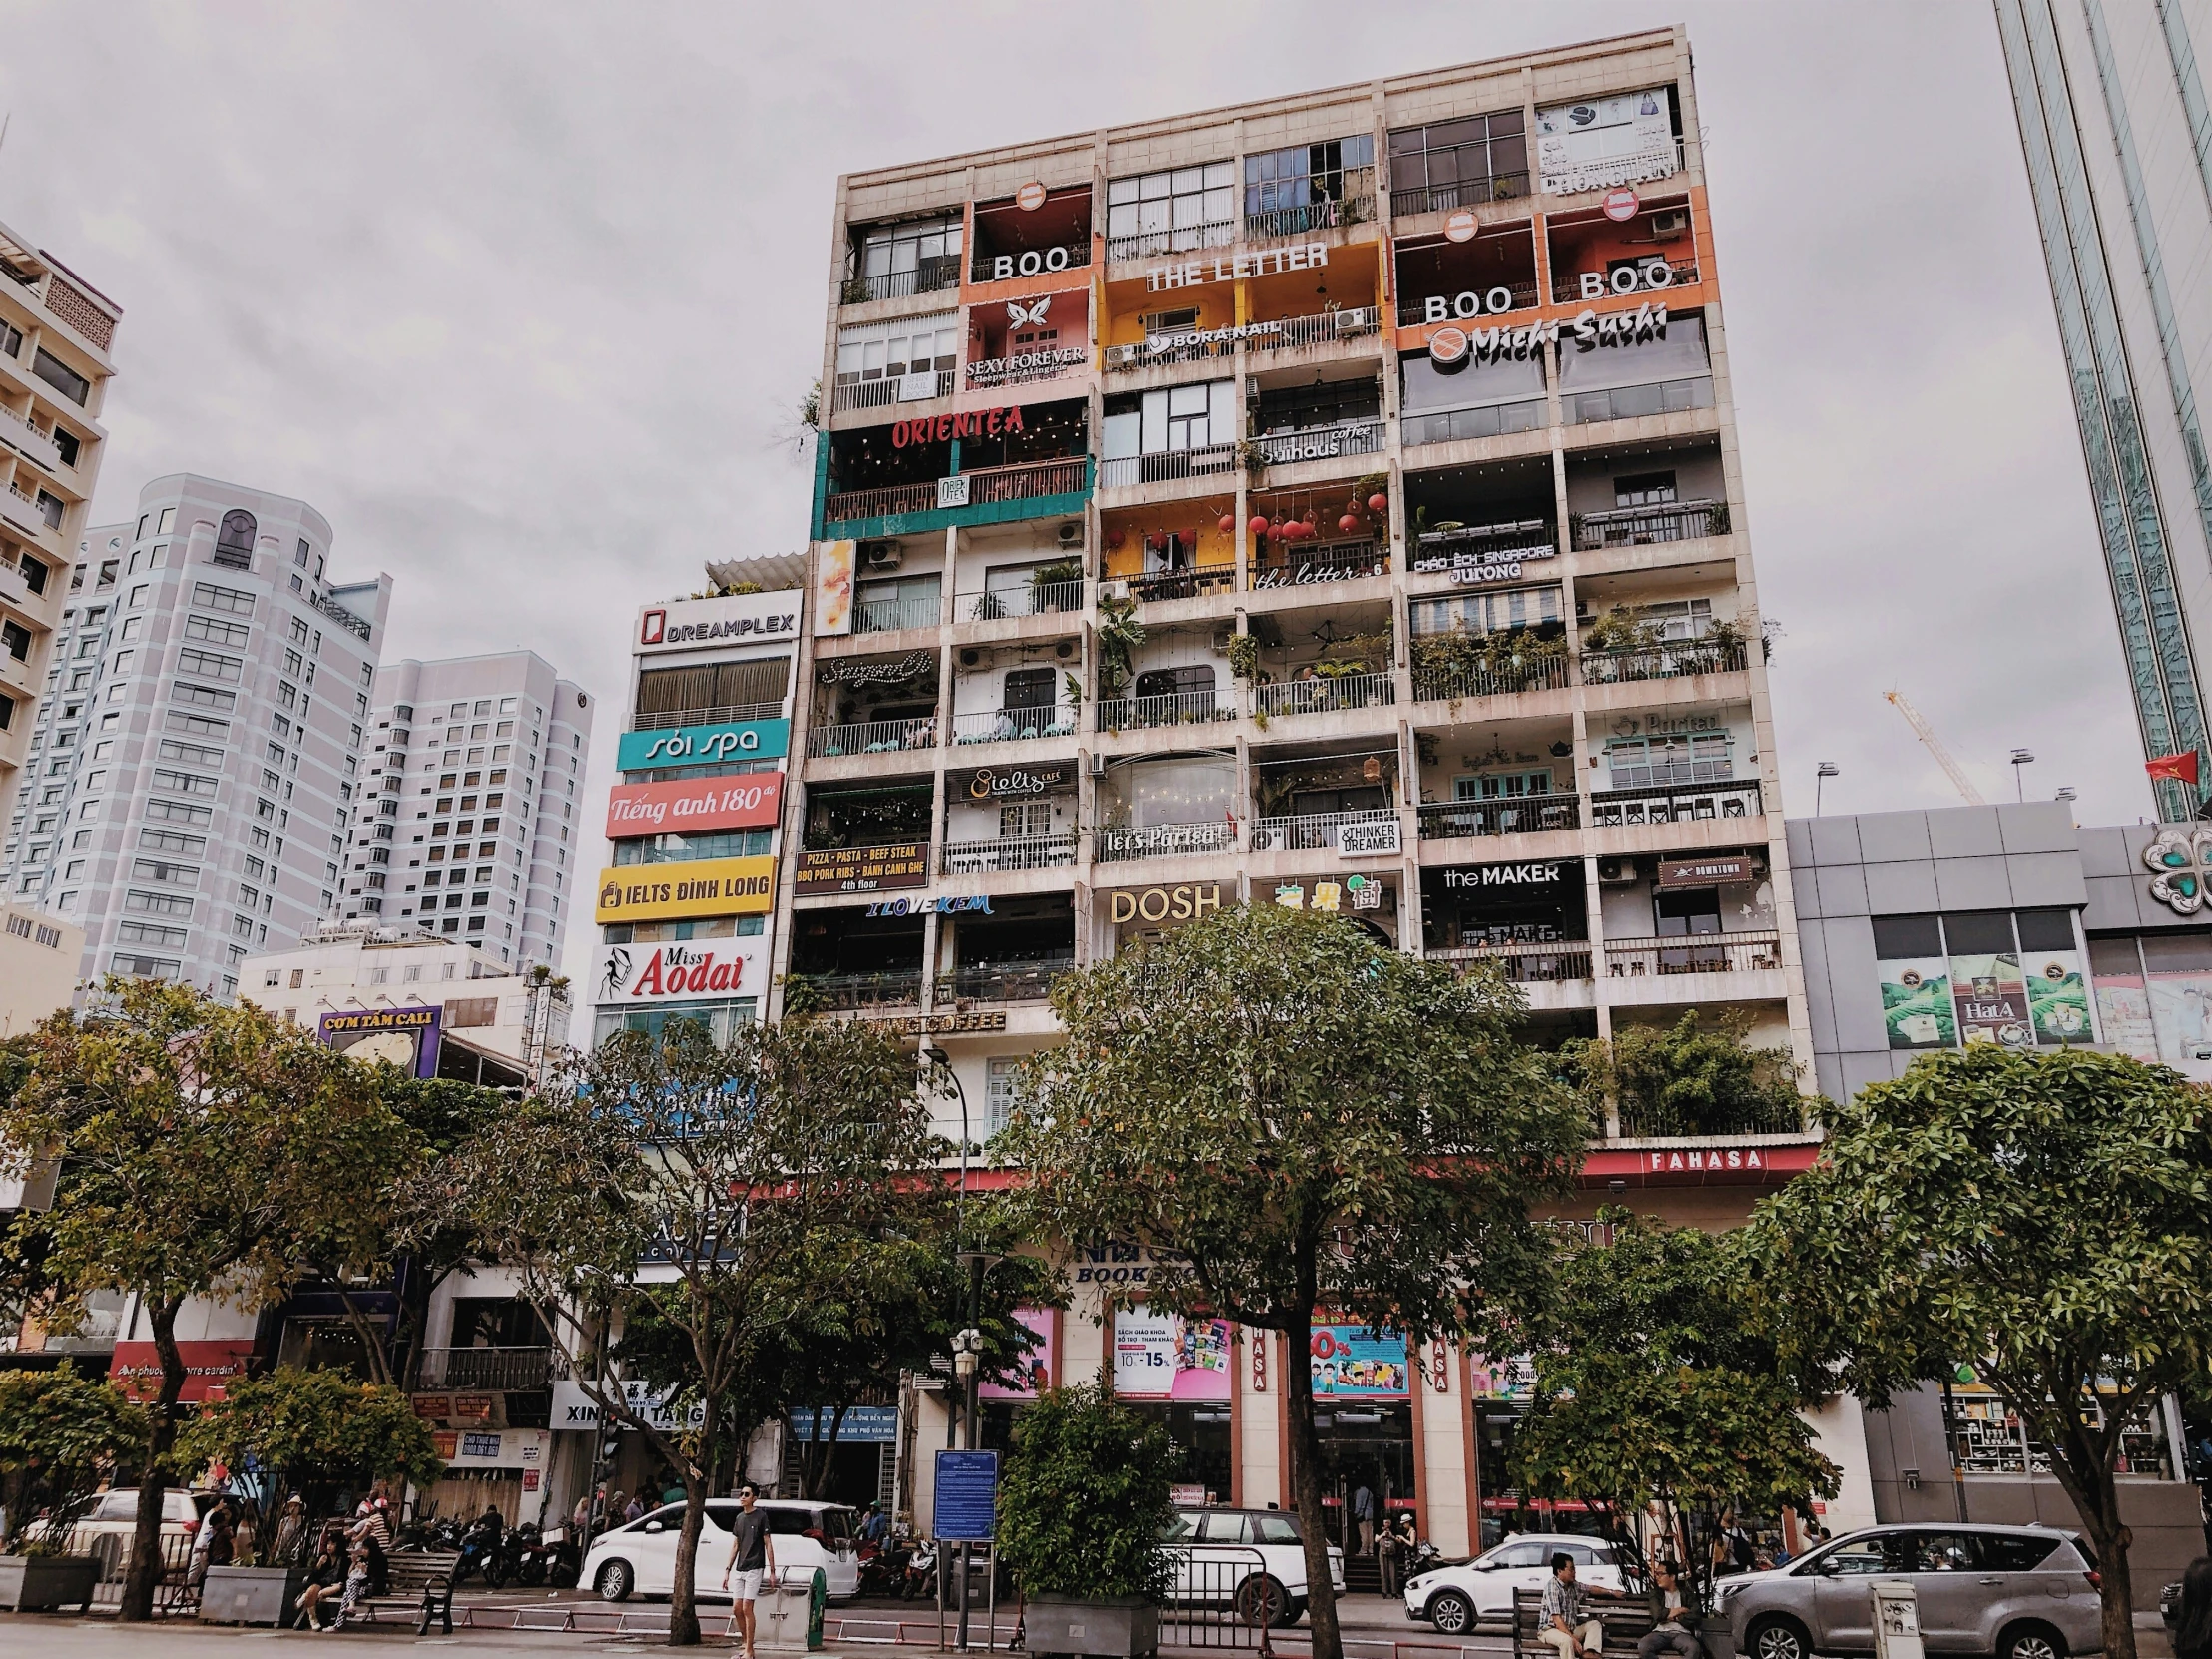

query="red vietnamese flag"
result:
[2146,751,2201,785]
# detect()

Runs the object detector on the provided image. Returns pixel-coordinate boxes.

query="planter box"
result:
[0,1554,101,1612]
[1025,1593,1159,1659]
[199,1563,302,1625]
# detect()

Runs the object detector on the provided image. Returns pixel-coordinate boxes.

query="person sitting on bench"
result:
[1539,1553,1607,1659]
[1638,1560,1703,1659]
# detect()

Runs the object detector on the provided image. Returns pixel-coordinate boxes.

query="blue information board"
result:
[933,1449,1000,1542]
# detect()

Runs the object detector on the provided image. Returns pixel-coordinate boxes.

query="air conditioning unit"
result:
[1250,826,1284,852]
[1211,625,1236,652]
[1090,755,1109,779]
[1649,210,1690,238]
[1598,857,1638,884]
[1056,522,1084,548]
[860,540,902,572]
[1054,640,1075,660]
[959,648,982,668]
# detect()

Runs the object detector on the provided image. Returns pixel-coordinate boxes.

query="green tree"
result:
[999,906,1586,1659]
[171,1366,444,1537]
[1508,1211,1838,1616]
[0,983,411,1619]
[1562,1011,1806,1137]
[1740,1047,2212,1659]
[0,1364,150,1552]
[372,1075,513,1390]
[409,1014,946,1647]
[997,1385,1175,1603]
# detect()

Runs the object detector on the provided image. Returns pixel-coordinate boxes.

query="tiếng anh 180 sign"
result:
[606,774,783,837]
[615,718,790,773]
[595,856,776,922]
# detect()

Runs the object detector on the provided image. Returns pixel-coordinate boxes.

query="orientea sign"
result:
[606,774,784,837]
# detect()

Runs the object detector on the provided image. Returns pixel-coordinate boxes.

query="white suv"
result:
[1160,1506,1347,1628]
[1404,1533,1627,1634]
[585,1498,860,1604]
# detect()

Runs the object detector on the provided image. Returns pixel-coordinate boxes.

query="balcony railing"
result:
[942,833,1077,873]
[1096,820,1237,861]
[935,955,1076,1004]
[1129,564,1236,603]
[1247,305,1383,354]
[1396,284,1541,326]
[1249,808,1397,853]
[1616,1089,1807,1139]
[1251,671,1395,719]
[1250,418,1384,467]
[1588,779,1763,827]
[629,701,784,732]
[1402,398,1548,447]
[1603,929,1782,979]
[970,243,1092,283]
[807,716,939,758]
[967,455,1088,504]
[1579,639,1748,684]
[1099,443,1236,489]
[1103,333,1236,372]
[962,579,1084,621]
[1096,689,1236,731]
[1387,177,1529,218]
[1250,539,1387,590]
[415,1346,560,1391]
[1411,655,1571,702]
[1105,223,1236,265]
[1572,500,1728,549]
[830,369,954,414]
[805,970,926,1010]
[853,594,942,634]
[1429,940,1595,984]
[1552,261,1701,304]
[951,707,1078,745]
[1566,376,1714,426]
[824,479,939,524]
[1411,518,1556,569]
[842,258,962,304]
[1417,794,1580,840]
[1244,180,1375,242]
[0,400,64,472]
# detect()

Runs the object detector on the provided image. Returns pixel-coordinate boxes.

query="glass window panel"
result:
[1204,162,1234,188]
[1942,911,2017,955]
[2013,908,2077,953]
[1108,177,1138,205]
[1873,915,1944,958]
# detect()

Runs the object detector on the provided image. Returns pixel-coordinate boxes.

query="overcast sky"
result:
[0,0,2148,987]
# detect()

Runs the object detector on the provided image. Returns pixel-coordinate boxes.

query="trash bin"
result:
[1870,1579,1924,1659]
[807,1567,827,1651]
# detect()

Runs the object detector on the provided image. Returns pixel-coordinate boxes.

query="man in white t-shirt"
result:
[720,1486,779,1659]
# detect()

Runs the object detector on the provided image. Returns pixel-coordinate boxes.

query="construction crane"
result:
[1886,690,1987,806]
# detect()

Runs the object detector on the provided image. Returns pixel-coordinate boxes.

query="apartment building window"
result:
[1100,380,1237,485]
[1386,111,1529,214]
[833,313,959,410]
[1106,163,1235,262]
[1244,135,1376,238]
[845,213,964,304]
[986,1057,1020,1138]
[1605,732,1731,788]
[1411,584,1562,638]
[1615,471,1678,507]
[32,348,89,405]
[192,580,255,615]
[634,657,790,724]
[213,510,257,570]
[1,620,28,661]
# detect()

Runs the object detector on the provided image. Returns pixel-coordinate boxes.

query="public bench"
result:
[1511,1585,1661,1659]
[347,1549,460,1635]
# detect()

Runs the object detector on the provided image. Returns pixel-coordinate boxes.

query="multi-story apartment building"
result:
[757,30,1841,1548]
[0,216,122,834]
[1995,0,2212,820]
[0,475,392,1001]
[339,650,595,971]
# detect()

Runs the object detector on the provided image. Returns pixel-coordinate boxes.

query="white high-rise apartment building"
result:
[0,475,392,1000]
[0,216,123,833]
[340,651,594,970]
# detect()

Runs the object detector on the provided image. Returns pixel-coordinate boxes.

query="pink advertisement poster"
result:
[1114,1309,1233,1401]
[981,1308,1055,1400]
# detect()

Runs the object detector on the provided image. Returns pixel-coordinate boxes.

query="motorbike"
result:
[543,1528,583,1590]
[453,1519,510,1589]
[858,1534,909,1598]
[900,1538,937,1602]
[511,1523,550,1587]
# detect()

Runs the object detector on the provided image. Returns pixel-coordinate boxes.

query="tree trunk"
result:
[669,1466,707,1647]
[120,1301,187,1622]
[2043,1436,2136,1659]
[1283,1313,1342,1659]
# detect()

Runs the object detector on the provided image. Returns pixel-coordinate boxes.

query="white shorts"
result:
[730,1567,765,1601]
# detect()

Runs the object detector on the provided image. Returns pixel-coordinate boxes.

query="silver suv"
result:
[1719,1525,2102,1659]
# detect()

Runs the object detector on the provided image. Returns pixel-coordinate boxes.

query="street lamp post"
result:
[2010,748,2035,801]
[1815,761,1839,817]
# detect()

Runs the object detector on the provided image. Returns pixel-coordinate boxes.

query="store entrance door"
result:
[1313,1401,1415,1586]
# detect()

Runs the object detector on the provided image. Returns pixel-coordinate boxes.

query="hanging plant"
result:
[1227,633,1261,682]
[1095,594,1147,696]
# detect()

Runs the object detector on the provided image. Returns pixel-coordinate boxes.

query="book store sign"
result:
[1146,242,1330,292]
[1658,855,1756,888]
[796,843,928,894]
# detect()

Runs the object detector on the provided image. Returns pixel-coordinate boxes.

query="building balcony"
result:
[415,1345,560,1391]
[1403,397,1549,448]
[964,349,1092,393]
[963,456,1088,506]
[1578,639,1748,685]
[1250,538,1387,592]
[1408,518,1558,578]
[1096,821,1237,862]
[807,715,939,758]
[0,401,65,475]
[950,708,1079,745]
[942,832,1077,874]
[1565,376,1714,427]
[1588,779,1763,828]
[1103,334,1237,374]
[1096,689,1237,732]
[1099,443,1236,490]
[629,699,783,733]
[936,955,1075,1004]
[821,456,1093,538]
[804,969,926,1011]
[1243,179,1375,243]
[1104,223,1236,266]
[1246,305,1382,358]
[841,258,962,306]
[1396,283,1541,326]
[1429,939,1594,984]
[1250,418,1384,469]
[969,242,1091,284]
[1571,500,1729,549]
[1387,177,1529,219]
[830,368,954,415]
[1128,563,1235,604]
[1417,794,1580,840]
[0,484,60,550]
[1249,807,1398,854]
[1551,258,1701,305]
[960,579,1084,622]
[853,593,943,634]
[1410,655,1571,703]
[1603,929,1782,979]
[1614,1090,1808,1140]
[1251,670,1394,721]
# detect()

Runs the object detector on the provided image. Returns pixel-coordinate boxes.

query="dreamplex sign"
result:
[1432,302,1670,369]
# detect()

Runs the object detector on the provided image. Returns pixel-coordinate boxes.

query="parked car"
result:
[1159,1506,1346,1628]
[63,1488,224,1582]
[584,1498,860,1604]
[1403,1533,1626,1634]
[1717,1524,2102,1659]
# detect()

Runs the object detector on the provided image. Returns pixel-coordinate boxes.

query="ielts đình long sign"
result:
[606,774,784,838]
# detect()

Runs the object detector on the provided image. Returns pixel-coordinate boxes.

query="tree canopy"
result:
[1740,1046,2212,1659]
[0,1364,150,1551]
[1000,904,1586,1659]
[997,1385,1175,1603]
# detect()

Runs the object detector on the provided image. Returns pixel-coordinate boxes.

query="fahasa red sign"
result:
[111,1339,257,1403]
[606,773,784,838]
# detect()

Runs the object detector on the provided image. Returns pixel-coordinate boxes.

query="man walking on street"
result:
[1538,1553,1606,1659]
[721,1484,779,1659]
[1352,1482,1376,1557]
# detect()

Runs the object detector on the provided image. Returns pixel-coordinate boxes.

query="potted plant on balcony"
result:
[999,1384,1175,1659]
[171,1366,444,1626]
[0,1363,150,1613]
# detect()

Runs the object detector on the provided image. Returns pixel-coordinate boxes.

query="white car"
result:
[1160,1506,1347,1627]
[1404,1533,1626,1635]
[584,1498,861,1604]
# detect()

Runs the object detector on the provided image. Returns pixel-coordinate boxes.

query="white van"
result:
[584,1498,861,1604]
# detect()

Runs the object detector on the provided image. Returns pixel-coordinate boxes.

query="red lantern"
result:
[1249,515,1269,539]
[1219,514,1236,536]
[1106,529,1125,551]
[1283,520,1304,541]
[1339,514,1360,533]
[1368,492,1388,514]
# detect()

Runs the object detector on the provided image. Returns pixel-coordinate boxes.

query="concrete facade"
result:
[0,894,80,1035]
